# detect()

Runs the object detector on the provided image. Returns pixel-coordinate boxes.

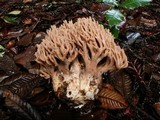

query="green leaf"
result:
[103,0,119,6]
[96,0,103,2]
[2,16,18,24]
[0,45,4,50]
[110,26,120,38]
[105,9,125,26]
[120,0,152,9]
[8,10,21,15]
[0,45,5,58]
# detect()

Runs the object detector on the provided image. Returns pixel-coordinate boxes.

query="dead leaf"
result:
[22,18,32,25]
[153,102,160,116]
[140,17,157,27]
[29,89,54,106]
[3,20,39,39]
[3,89,42,120]
[17,32,36,47]
[6,40,16,49]
[23,0,32,3]
[109,70,132,99]
[90,3,110,12]
[8,10,21,15]
[0,72,45,98]
[32,32,46,45]
[98,85,128,109]
[0,54,19,74]
[14,46,36,69]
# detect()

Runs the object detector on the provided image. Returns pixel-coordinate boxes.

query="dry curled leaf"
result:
[29,89,54,106]
[3,89,41,120]
[0,72,46,98]
[109,70,132,99]
[98,85,128,109]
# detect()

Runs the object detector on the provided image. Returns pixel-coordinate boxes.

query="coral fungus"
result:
[35,17,128,106]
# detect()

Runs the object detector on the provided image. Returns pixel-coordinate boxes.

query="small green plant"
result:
[0,10,21,24]
[96,0,152,38]
[0,45,5,57]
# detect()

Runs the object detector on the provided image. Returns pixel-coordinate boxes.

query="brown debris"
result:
[23,0,32,3]
[17,32,36,47]
[153,102,160,116]
[14,46,36,69]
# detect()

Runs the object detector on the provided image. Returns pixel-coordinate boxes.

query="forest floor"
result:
[0,0,160,120]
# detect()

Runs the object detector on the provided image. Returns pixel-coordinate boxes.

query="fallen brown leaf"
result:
[153,102,160,116]
[98,85,128,109]
[140,17,157,27]
[109,70,132,99]
[0,54,19,74]
[17,32,36,47]
[14,46,36,69]
[23,0,32,3]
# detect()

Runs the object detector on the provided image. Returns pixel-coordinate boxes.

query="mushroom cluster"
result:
[35,17,128,107]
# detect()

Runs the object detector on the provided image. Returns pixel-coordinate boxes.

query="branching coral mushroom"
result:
[35,17,128,106]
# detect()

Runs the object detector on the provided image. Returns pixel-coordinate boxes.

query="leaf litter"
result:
[0,0,160,120]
